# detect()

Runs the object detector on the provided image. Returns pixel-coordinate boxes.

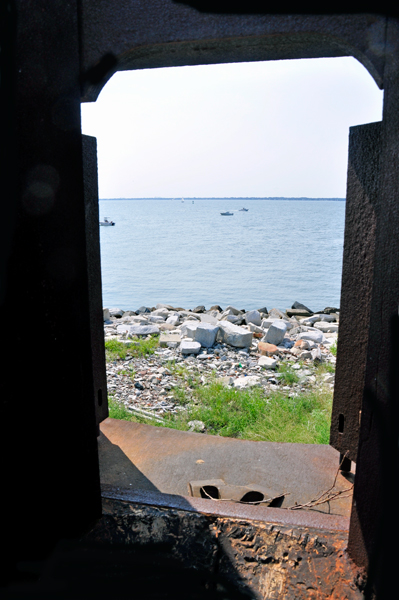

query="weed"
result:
[330,339,337,356]
[276,363,300,386]
[105,336,159,361]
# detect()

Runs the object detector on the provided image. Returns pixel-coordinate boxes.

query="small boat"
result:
[100,217,115,226]
[220,211,234,216]
[239,207,249,211]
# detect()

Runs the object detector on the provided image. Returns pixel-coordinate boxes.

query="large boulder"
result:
[181,321,200,339]
[224,305,243,316]
[194,323,219,348]
[109,308,124,318]
[148,315,166,323]
[220,314,243,325]
[159,333,181,347]
[244,310,262,326]
[117,324,160,336]
[192,305,206,313]
[297,330,325,344]
[217,322,253,347]
[200,313,219,325]
[268,308,289,321]
[264,320,288,345]
[292,301,313,314]
[313,321,339,333]
[166,315,180,326]
[312,313,336,322]
[136,306,151,314]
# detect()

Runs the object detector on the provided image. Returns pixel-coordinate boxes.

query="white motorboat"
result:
[100,217,115,226]
[220,211,234,216]
[239,207,249,211]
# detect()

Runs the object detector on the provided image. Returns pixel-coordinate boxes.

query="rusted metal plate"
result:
[101,484,350,531]
[83,134,108,428]
[330,121,380,464]
[99,418,354,518]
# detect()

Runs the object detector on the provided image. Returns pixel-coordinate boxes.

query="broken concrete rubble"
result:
[104,302,337,421]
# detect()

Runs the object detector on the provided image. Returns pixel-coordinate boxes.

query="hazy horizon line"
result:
[100,196,346,201]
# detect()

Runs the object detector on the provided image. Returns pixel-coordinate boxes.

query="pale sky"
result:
[81,57,383,199]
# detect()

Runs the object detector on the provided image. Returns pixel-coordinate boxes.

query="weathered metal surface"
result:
[2,0,102,580]
[4,1,399,595]
[82,134,109,428]
[346,19,399,596]
[76,497,364,599]
[330,121,381,463]
[79,1,387,102]
[99,418,354,518]
[188,479,285,505]
[101,484,350,531]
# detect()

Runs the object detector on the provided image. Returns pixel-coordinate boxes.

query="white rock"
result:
[116,324,130,334]
[258,356,278,369]
[313,321,339,333]
[125,325,160,336]
[166,315,180,326]
[221,314,243,325]
[245,310,262,326]
[188,420,205,432]
[194,323,219,348]
[148,315,166,323]
[152,308,170,318]
[180,340,201,355]
[103,308,110,321]
[323,373,335,384]
[248,323,264,334]
[311,347,322,361]
[297,330,325,344]
[264,320,288,345]
[217,322,253,348]
[224,306,243,316]
[261,318,277,329]
[179,311,201,320]
[313,313,337,322]
[219,376,234,387]
[234,375,261,389]
[180,321,200,339]
[200,313,219,325]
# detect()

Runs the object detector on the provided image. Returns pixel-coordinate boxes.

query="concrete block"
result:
[194,323,219,348]
[180,340,201,354]
[217,321,253,347]
[264,320,288,345]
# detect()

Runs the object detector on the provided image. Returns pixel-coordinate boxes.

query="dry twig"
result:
[287,451,354,511]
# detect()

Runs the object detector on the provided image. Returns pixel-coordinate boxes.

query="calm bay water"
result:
[99,198,346,312]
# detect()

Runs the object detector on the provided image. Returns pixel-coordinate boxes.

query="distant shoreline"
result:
[100,197,346,201]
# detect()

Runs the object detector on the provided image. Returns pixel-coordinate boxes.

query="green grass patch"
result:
[330,339,337,356]
[105,336,159,361]
[109,381,333,445]
[276,363,299,386]
[108,396,168,428]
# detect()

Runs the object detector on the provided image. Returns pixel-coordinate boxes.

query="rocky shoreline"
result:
[104,302,338,423]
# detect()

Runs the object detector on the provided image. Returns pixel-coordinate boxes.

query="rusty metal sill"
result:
[101,484,349,531]
[99,418,353,532]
